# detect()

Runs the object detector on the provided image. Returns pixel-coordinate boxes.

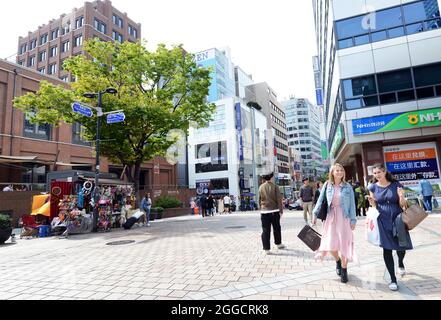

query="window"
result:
[48,63,57,75]
[60,75,69,83]
[195,141,228,173]
[414,63,441,87]
[28,56,35,67]
[50,46,57,57]
[112,14,123,28]
[38,67,45,74]
[19,44,27,54]
[377,69,413,93]
[112,31,123,42]
[18,60,24,66]
[128,25,137,37]
[337,0,441,49]
[38,50,46,62]
[50,28,59,40]
[75,16,84,29]
[39,34,48,46]
[24,111,51,140]
[74,34,83,47]
[94,19,106,34]
[61,41,70,53]
[29,39,37,50]
[61,23,70,35]
[342,75,376,98]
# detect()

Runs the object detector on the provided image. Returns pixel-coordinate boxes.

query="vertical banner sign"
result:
[235,103,244,161]
[384,142,441,206]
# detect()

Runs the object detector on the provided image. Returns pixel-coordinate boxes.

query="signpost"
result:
[72,102,93,117]
[107,112,125,124]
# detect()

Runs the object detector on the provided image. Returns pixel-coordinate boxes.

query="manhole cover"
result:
[225,226,246,229]
[106,240,135,246]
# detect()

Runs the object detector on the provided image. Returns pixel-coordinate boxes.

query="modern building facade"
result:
[194,47,236,103]
[245,82,291,196]
[313,0,441,200]
[16,0,141,81]
[282,97,326,181]
[188,97,274,199]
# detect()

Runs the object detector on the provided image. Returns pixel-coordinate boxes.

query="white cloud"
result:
[1,0,318,103]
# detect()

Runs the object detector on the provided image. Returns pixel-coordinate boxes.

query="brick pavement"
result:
[1,210,440,300]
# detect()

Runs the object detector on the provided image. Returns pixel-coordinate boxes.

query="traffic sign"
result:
[72,102,93,117]
[106,112,125,124]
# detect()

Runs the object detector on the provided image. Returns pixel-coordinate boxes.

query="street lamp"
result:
[246,101,262,205]
[83,87,117,232]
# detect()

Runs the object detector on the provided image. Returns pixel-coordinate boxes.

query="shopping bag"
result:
[297,225,321,251]
[402,204,428,230]
[365,207,380,246]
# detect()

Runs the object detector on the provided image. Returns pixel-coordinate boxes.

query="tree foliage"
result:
[14,39,215,191]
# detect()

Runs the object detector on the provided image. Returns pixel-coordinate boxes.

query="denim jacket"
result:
[312,181,357,225]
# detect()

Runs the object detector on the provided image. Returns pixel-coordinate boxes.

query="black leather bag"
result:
[297,225,322,251]
[316,183,328,221]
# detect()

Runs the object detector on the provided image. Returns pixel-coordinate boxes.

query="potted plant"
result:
[0,214,12,244]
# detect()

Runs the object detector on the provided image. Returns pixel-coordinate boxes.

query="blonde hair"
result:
[328,163,346,185]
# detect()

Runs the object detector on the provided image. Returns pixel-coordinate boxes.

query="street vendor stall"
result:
[46,171,135,235]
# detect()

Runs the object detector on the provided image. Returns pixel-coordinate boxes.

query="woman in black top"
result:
[314,181,323,205]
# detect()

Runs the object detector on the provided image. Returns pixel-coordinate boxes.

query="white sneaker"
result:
[277,244,286,249]
[389,282,398,291]
[147,223,151,227]
[398,267,406,277]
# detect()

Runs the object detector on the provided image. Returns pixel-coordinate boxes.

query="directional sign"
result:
[107,112,125,124]
[72,102,93,117]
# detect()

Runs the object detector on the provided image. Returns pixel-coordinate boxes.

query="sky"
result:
[0,0,318,103]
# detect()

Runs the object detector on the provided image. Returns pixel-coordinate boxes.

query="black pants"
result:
[261,212,282,250]
[383,249,406,283]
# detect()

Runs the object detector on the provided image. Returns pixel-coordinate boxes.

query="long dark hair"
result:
[371,163,397,183]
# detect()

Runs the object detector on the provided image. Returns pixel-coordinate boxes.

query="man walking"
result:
[300,178,314,225]
[419,176,434,213]
[223,194,231,213]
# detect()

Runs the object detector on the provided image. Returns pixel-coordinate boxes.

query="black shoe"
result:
[341,268,348,283]
[336,259,342,276]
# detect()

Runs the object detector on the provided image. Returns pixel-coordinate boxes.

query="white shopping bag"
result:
[366,207,380,246]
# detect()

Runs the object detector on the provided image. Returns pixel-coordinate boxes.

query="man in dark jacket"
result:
[300,178,314,225]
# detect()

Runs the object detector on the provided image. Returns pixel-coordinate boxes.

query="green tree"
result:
[14,39,215,192]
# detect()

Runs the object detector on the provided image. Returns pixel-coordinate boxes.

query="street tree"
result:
[14,39,215,192]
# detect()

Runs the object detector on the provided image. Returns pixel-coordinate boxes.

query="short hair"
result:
[262,172,274,181]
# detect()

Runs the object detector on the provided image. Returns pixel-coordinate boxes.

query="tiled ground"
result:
[1,209,440,300]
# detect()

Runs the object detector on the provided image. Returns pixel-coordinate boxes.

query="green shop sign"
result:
[352,107,441,135]
[330,125,344,158]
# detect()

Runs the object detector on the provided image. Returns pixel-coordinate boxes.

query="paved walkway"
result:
[1,210,441,300]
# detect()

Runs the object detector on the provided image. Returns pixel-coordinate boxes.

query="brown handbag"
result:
[402,203,428,230]
[297,225,321,251]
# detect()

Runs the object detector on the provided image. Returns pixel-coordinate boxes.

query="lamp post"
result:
[83,88,117,232]
[246,102,262,205]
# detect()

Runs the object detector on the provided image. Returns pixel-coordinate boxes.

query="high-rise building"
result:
[245,82,291,196]
[313,0,441,199]
[282,97,326,181]
[16,0,141,81]
[194,47,236,102]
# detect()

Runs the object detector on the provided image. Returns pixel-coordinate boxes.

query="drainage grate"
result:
[225,226,246,229]
[106,240,135,246]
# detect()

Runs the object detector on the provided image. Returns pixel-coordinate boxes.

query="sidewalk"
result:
[1,210,440,300]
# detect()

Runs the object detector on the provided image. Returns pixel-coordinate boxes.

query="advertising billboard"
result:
[383,142,441,207]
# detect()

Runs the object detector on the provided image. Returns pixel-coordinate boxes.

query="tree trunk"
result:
[133,162,142,197]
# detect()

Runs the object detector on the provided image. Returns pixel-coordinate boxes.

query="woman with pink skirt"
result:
[313,163,358,283]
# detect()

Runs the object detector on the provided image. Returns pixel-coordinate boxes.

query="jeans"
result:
[145,208,151,224]
[261,212,282,250]
[423,195,433,211]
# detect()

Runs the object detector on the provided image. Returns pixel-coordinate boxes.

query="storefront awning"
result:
[78,175,133,186]
[0,155,38,163]
[55,162,93,167]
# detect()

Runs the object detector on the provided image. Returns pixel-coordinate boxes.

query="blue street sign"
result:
[107,112,125,124]
[72,102,93,117]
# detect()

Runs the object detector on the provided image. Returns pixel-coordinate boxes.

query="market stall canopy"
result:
[31,194,51,217]
[78,175,133,186]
